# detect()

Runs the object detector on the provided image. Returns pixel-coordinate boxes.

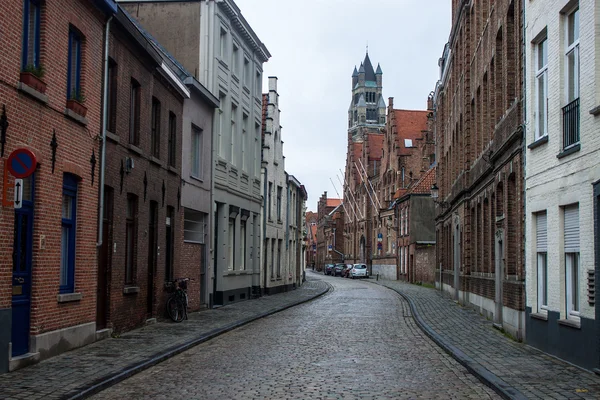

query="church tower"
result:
[348,52,386,142]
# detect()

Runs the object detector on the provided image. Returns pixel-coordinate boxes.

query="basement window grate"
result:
[588,270,595,306]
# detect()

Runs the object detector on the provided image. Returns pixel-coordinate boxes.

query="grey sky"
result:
[235,0,451,211]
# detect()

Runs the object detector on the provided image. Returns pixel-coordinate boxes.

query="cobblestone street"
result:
[90,273,499,400]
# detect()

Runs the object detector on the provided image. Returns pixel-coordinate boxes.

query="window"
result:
[168,112,176,167]
[60,174,78,293]
[129,79,141,145]
[125,194,138,284]
[277,239,282,277]
[277,186,282,221]
[243,57,250,87]
[534,38,548,139]
[563,7,580,148]
[151,97,161,158]
[268,182,273,220]
[271,239,275,278]
[217,94,225,157]
[184,209,205,243]
[22,0,41,71]
[241,218,247,270]
[191,125,203,178]
[107,59,118,133]
[536,212,548,311]
[230,104,237,165]
[165,206,174,282]
[219,28,227,62]
[232,42,239,76]
[67,28,82,100]
[242,113,248,171]
[254,122,260,177]
[255,70,261,97]
[564,204,580,319]
[228,217,235,270]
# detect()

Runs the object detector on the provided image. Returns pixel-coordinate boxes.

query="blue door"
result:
[12,176,34,357]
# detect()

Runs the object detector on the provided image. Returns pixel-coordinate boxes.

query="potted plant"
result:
[66,89,87,117]
[20,64,46,93]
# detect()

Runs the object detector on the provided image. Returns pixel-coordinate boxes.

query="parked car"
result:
[332,263,346,276]
[350,264,368,279]
[324,264,335,275]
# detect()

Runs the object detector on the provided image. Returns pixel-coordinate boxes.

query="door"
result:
[200,244,206,305]
[495,229,504,325]
[147,201,158,316]
[453,224,460,300]
[12,176,34,357]
[96,186,113,330]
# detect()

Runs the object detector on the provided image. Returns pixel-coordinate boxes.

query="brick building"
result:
[433,0,525,340]
[343,53,386,272]
[315,193,341,271]
[323,205,345,266]
[98,7,189,333]
[372,97,432,280]
[305,211,317,268]
[0,0,117,372]
[524,0,600,370]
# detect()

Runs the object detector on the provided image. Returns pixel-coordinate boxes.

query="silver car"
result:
[350,264,368,279]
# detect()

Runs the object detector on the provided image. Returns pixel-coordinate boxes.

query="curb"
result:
[368,281,527,400]
[64,281,331,400]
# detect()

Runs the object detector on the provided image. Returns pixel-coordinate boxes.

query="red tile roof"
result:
[406,166,436,195]
[394,109,428,155]
[326,198,342,207]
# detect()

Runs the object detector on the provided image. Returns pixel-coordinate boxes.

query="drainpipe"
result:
[519,0,527,342]
[97,16,112,248]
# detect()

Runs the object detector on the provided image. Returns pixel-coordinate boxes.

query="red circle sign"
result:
[7,148,37,178]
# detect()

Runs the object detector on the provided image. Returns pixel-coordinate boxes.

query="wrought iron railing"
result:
[562,97,580,149]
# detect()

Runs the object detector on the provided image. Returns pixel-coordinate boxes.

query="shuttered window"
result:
[536,212,548,310]
[536,212,547,252]
[564,204,580,318]
[564,205,580,252]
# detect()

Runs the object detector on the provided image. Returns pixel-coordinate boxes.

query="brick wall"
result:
[0,0,106,334]
[102,21,184,332]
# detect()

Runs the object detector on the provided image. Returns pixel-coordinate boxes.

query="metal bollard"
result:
[376,273,379,281]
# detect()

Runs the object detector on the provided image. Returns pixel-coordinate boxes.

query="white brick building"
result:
[525,0,600,370]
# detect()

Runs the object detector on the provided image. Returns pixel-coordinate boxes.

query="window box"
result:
[66,99,87,117]
[20,72,46,94]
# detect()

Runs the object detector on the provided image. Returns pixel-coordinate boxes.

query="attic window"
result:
[404,139,413,147]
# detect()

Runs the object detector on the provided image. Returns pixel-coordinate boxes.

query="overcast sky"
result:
[235,0,452,212]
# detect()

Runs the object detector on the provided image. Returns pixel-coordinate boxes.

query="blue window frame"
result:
[60,174,78,293]
[67,29,82,100]
[21,0,41,70]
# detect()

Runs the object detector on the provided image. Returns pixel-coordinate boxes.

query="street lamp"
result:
[430,183,449,209]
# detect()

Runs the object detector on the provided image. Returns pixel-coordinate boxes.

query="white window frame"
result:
[191,125,203,179]
[230,103,237,165]
[564,204,580,320]
[564,6,580,104]
[535,212,548,312]
[219,27,228,63]
[228,217,235,271]
[535,37,548,140]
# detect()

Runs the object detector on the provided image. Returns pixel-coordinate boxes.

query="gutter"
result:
[97,16,113,248]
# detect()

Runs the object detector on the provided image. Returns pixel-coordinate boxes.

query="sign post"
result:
[14,178,23,209]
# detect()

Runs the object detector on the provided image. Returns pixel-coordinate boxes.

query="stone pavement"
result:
[0,279,329,400]
[370,279,600,400]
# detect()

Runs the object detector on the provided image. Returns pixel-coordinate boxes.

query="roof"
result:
[352,66,358,77]
[368,135,384,160]
[406,166,436,196]
[394,109,429,155]
[326,198,342,208]
[363,53,376,82]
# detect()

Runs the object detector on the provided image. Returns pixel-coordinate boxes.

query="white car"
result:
[350,264,368,279]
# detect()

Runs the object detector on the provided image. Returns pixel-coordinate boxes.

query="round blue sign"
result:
[7,148,37,178]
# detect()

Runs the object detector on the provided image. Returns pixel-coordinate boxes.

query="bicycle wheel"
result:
[167,295,185,322]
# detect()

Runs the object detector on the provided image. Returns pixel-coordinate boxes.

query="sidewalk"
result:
[370,278,600,400]
[0,279,329,400]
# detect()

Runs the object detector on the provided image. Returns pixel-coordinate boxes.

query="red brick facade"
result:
[0,0,114,370]
[100,14,185,333]
[434,0,525,338]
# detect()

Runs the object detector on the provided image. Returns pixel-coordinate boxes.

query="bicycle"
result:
[165,278,189,322]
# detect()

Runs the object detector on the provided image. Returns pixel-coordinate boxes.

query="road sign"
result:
[377,242,382,249]
[377,232,383,242]
[7,148,37,178]
[328,244,332,252]
[14,179,23,209]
